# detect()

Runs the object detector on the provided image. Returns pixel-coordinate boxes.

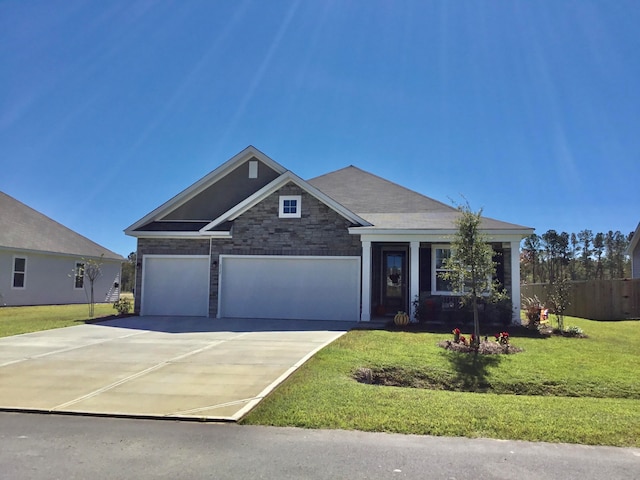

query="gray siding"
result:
[0,249,121,307]
[633,245,640,279]
[161,158,280,221]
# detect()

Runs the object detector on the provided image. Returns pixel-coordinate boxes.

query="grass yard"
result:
[0,303,116,338]
[242,316,640,447]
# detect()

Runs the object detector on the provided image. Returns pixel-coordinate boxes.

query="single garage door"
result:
[219,255,360,321]
[141,255,210,316]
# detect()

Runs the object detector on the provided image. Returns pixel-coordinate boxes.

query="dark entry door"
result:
[382,251,407,314]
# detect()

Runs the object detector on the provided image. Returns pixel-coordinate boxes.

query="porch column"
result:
[410,241,420,320]
[361,240,372,321]
[510,240,522,325]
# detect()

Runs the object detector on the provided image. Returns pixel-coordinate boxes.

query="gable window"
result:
[74,262,85,289]
[12,257,26,289]
[279,195,301,218]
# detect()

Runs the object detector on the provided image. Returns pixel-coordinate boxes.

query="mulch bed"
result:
[437,340,523,354]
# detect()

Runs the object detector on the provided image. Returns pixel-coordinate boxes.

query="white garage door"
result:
[141,255,210,316]
[219,255,360,321]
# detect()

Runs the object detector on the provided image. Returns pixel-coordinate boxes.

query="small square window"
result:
[279,195,301,218]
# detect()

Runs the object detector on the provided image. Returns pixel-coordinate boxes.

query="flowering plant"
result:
[452,328,461,343]
[459,335,467,345]
[495,332,510,346]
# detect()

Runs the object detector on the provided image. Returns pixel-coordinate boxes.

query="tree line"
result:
[120,252,136,292]
[521,229,632,284]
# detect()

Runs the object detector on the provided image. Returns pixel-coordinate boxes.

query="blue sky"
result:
[2,1,639,257]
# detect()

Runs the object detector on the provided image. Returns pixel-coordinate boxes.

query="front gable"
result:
[200,170,370,233]
[227,182,361,253]
[161,157,280,221]
[125,146,287,236]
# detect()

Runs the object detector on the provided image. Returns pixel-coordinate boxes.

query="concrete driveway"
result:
[0,316,351,421]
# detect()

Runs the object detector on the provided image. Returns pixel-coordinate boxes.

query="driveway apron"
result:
[0,317,350,421]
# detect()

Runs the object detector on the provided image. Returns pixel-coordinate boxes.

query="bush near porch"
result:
[412,293,512,326]
[242,316,640,447]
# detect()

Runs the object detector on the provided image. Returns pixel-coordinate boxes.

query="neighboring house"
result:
[0,191,124,307]
[628,222,640,279]
[125,146,533,323]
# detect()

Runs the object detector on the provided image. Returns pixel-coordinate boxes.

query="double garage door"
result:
[141,255,360,321]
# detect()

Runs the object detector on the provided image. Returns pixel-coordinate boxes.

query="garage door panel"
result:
[219,256,360,321]
[142,256,209,317]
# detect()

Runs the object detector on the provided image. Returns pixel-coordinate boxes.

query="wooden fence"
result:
[521,279,640,321]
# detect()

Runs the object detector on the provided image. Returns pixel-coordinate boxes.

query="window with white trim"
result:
[433,247,454,293]
[12,257,26,289]
[432,245,492,295]
[279,195,301,218]
[74,262,85,289]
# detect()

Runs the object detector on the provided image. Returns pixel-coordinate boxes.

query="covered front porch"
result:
[358,235,523,324]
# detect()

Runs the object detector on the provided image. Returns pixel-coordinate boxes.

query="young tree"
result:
[76,255,103,318]
[548,276,571,331]
[441,202,499,348]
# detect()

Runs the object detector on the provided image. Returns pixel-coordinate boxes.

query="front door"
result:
[382,250,407,314]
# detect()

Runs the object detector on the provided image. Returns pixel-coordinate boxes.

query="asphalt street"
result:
[1,412,638,479]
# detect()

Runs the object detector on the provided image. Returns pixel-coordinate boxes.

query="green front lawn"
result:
[0,304,116,338]
[243,317,640,447]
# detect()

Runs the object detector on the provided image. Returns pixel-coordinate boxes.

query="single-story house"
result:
[125,146,533,323]
[628,222,640,279]
[0,191,124,306]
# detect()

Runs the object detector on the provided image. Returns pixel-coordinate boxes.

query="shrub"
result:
[564,325,584,337]
[522,295,544,329]
[412,294,440,323]
[112,297,132,315]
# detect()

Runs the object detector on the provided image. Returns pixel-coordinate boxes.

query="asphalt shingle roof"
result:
[308,166,531,231]
[0,191,123,260]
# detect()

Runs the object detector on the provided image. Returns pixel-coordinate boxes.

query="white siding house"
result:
[0,192,123,307]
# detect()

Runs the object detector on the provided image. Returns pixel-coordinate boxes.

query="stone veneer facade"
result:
[134,183,361,316]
